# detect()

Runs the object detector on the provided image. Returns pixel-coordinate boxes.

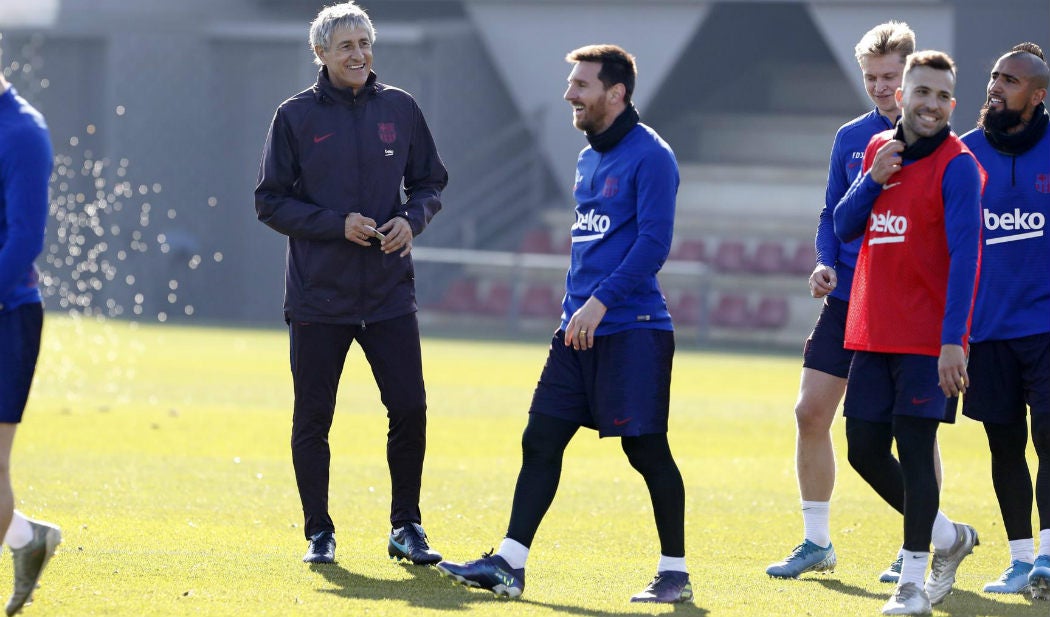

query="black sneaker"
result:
[630,571,693,603]
[388,523,442,565]
[303,531,335,564]
[436,552,525,598]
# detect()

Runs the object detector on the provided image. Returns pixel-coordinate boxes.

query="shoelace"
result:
[888,556,903,573]
[929,553,952,578]
[894,583,920,602]
[1000,563,1027,580]
[788,542,817,560]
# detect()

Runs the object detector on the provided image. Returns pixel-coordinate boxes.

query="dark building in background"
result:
[1,0,1046,335]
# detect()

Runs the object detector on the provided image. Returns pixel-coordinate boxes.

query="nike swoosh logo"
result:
[314,132,335,143]
[613,417,632,426]
[882,182,902,190]
[912,397,931,405]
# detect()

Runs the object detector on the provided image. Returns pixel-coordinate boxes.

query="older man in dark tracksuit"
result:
[255,1,447,566]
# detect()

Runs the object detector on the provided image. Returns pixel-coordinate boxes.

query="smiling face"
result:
[896,65,956,143]
[859,53,906,119]
[980,54,1046,133]
[315,25,372,93]
[563,61,623,134]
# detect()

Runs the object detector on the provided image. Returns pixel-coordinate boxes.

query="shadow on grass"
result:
[934,588,1041,616]
[808,580,1040,616]
[311,563,710,615]
[807,577,887,601]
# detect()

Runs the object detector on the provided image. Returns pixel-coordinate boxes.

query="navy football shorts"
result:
[0,303,43,424]
[844,351,957,423]
[963,333,1050,425]
[529,328,674,437]
[802,296,853,379]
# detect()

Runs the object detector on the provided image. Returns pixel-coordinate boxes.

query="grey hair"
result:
[309,2,375,66]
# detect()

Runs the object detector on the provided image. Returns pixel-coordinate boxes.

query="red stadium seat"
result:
[479,281,513,316]
[519,228,553,254]
[709,294,752,328]
[752,240,787,274]
[521,284,559,317]
[754,296,789,328]
[670,292,702,326]
[790,242,817,275]
[434,278,480,313]
[712,240,750,273]
[671,238,706,262]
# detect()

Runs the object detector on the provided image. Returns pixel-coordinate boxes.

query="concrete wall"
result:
[2,0,1046,330]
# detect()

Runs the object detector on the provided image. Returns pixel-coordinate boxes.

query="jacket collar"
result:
[314,67,378,105]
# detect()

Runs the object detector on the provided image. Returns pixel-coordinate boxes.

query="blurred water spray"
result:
[4,33,222,324]
[4,33,223,403]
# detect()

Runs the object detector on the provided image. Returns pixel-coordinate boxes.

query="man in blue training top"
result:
[436,44,690,604]
[960,42,1050,598]
[0,70,62,615]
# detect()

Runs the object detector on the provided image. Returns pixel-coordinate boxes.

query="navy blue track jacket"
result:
[255,68,447,324]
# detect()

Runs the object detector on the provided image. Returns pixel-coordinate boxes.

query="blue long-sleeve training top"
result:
[816,109,895,302]
[0,86,52,312]
[561,122,678,335]
[962,123,1050,342]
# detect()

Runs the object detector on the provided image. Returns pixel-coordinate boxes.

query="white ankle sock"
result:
[497,537,529,570]
[1039,529,1050,557]
[930,512,957,551]
[4,511,32,550]
[801,500,831,547]
[1009,538,1035,564]
[658,555,687,574]
[899,550,928,587]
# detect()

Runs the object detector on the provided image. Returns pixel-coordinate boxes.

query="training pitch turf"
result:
[11,316,1037,616]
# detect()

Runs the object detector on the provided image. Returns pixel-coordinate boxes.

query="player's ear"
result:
[894,88,903,105]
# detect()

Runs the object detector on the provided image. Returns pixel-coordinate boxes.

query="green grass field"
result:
[10,316,1041,616]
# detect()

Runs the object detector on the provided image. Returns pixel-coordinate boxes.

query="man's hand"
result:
[937,344,968,397]
[564,296,607,351]
[809,265,837,298]
[345,212,378,246]
[377,217,413,256]
[869,140,905,185]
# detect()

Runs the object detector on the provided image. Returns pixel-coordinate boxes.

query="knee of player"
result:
[620,435,673,472]
[1031,420,1050,453]
[845,440,880,475]
[520,430,565,464]
[794,399,836,435]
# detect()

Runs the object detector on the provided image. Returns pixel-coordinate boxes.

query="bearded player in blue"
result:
[961,43,1050,598]
[437,44,690,604]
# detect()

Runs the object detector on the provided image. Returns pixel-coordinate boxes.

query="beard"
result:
[978,103,1024,133]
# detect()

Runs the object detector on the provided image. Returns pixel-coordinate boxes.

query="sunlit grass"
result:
[10,315,1035,616]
